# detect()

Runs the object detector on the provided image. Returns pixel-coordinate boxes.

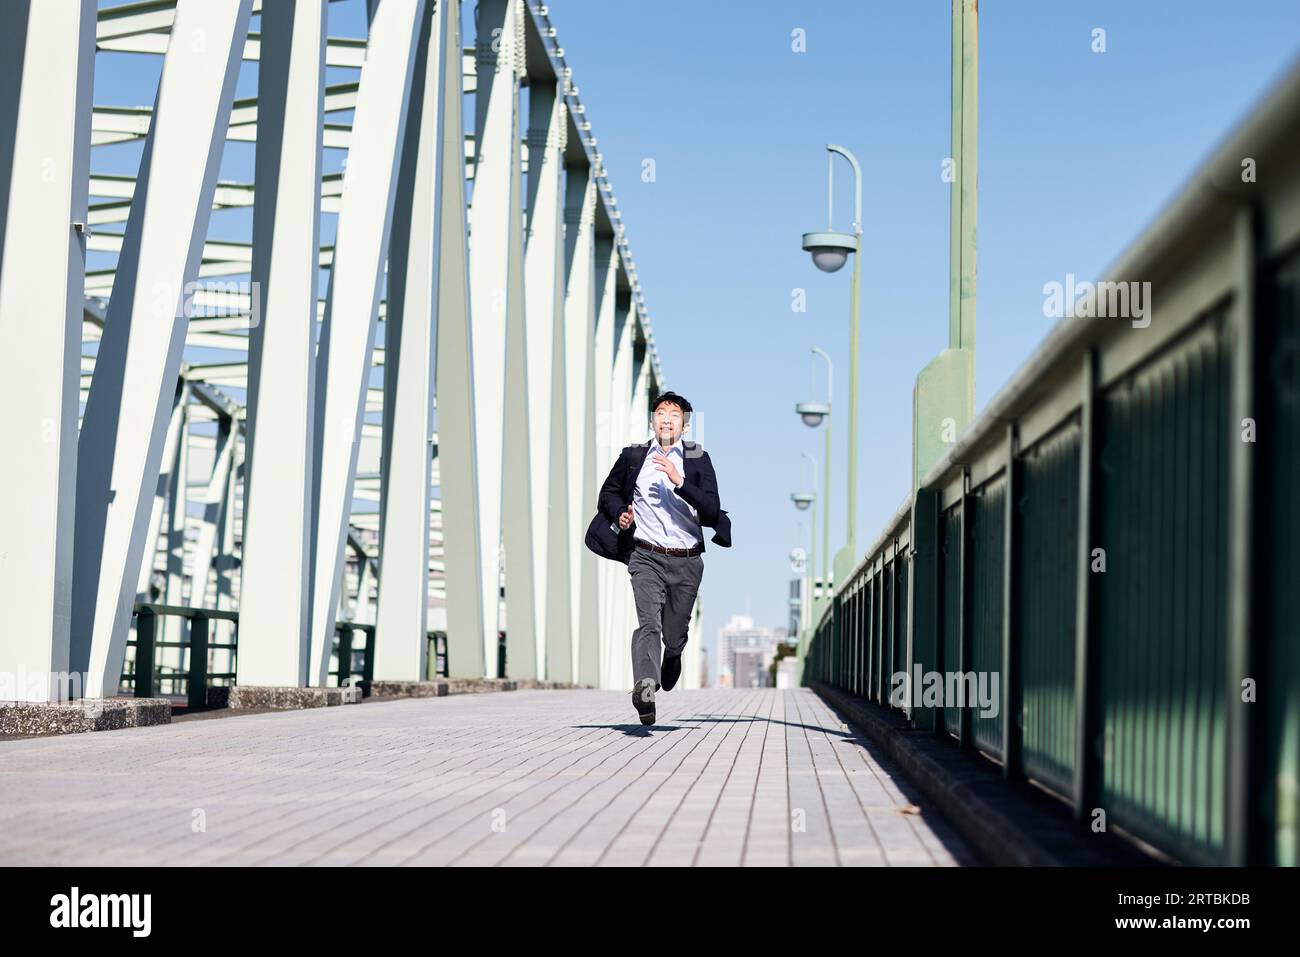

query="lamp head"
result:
[801,231,856,273]
[795,402,830,428]
[790,492,815,511]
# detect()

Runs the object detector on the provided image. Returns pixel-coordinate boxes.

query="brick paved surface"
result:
[0,689,977,866]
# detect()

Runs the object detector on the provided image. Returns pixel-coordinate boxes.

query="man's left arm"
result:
[671,451,721,527]
[597,448,631,523]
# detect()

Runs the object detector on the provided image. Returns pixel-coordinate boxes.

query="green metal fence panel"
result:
[1096,314,1230,864]
[841,590,849,692]
[866,571,876,702]
[878,565,888,703]
[866,573,873,700]
[859,581,868,698]
[859,577,867,700]
[859,580,868,698]
[878,564,889,696]
[834,592,843,690]
[843,585,851,693]
[853,584,863,697]
[941,505,963,736]
[1016,421,1081,797]
[1263,251,1300,866]
[971,475,1006,758]
[894,558,909,708]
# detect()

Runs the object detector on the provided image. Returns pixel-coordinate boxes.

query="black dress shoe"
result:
[660,654,682,692]
[631,677,656,725]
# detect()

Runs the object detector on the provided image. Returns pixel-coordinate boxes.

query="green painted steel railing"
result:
[331,623,376,692]
[806,58,1300,866]
[122,612,454,705]
[124,603,239,709]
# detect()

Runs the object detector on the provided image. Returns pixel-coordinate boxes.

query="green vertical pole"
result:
[363,626,377,686]
[913,1,977,493]
[950,0,978,351]
[823,414,832,604]
[910,487,940,732]
[958,468,974,748]
[948,0,963,350]
[808,502,817,637]
[888,551,898,707]
[1002,424,1022,776]
[846,237,861,565]
[188,614,209,711]
[337,625,353,687]
[135,609,156,699]
[1073,349,1102,821]
[1225,206,1258,864]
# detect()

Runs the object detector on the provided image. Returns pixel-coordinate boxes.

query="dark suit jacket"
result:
[584,440,732,564]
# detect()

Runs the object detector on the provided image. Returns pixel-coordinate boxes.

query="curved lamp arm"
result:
[826,143,862,236]
[801,450,818,490]
[810,346,833,407]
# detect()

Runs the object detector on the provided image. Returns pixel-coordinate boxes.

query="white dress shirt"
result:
[631,439,703,549]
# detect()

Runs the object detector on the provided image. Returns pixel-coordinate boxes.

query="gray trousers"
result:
[628,545,704,686]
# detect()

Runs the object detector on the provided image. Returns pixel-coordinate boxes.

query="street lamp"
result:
[800,144,862,585]
[797,347,833,613]
[795,402,829,428]
[791,450,818,644]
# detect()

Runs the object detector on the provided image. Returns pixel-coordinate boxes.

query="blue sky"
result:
[91,1,1300,677]
[546,0,1299,668]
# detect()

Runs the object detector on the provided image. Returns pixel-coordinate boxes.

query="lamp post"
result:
[791,450,818,637]
[801,144,861,583]
[796,346,833,613]
[789,487,814,642]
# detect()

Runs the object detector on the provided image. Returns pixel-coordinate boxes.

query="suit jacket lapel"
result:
[682,440,697,484]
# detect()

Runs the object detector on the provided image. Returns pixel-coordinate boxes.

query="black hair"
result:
[650,390,692,422]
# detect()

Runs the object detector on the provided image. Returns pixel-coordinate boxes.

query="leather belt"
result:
[635,538,702,558]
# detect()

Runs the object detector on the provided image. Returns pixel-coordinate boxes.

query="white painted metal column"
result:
[375,0,449,682]
[238,0,327,689]
[308,0,425,686]
[431,0,487,679]
[685,596,703,690]
[136,384,188,599]
[563,168,599,687]
[471,0,537,678]
[0,0,96,703]
[591,235,618,687]
[187,413,236,612]
[606,287,634,690]
[524,81,569,680]
[162,386,190,661]
[71,0,254,698]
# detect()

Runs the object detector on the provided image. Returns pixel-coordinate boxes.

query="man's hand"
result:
[653,453,683,488]
[617,504,634,529]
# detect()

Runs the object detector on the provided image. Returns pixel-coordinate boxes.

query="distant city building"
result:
[789,574,829,641]
[716,614,786,688]
[788,577,804,636]
[733,649,768,688]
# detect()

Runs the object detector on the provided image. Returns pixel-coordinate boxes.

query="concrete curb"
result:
[811,681,1159,867]
[0,697,171,737]
[211,685,362,710]
[368,678,585,699]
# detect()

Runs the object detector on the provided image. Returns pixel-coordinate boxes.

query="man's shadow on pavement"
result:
[574,716,856,738]
[575,723,689,737]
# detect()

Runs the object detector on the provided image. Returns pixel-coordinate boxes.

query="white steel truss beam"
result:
[0,0,97,703]
[71,0,254,698]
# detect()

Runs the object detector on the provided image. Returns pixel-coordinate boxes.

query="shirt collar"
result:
[647,437,684,458]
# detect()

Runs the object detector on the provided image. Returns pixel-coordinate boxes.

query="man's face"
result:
[652,401,686,445]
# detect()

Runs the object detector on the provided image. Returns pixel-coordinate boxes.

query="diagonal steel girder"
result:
[70,0,253,698]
